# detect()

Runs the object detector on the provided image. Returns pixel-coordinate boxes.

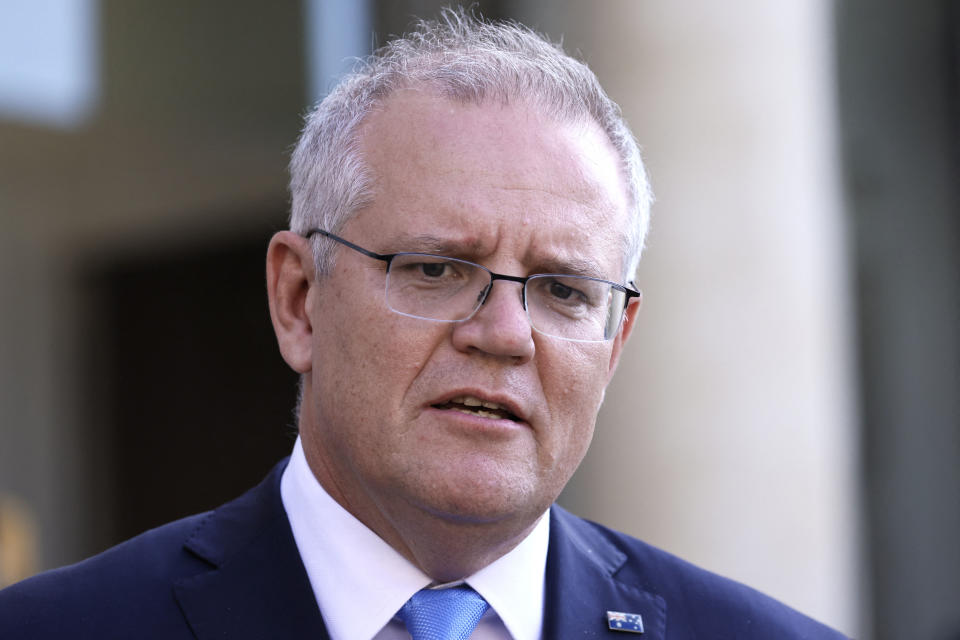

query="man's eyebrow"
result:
[387,233,482,256]
[533,255,608,280]
[386,233,613,280]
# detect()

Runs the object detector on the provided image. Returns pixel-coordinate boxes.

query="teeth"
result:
[453,395,503,411]
[454,408,504,419]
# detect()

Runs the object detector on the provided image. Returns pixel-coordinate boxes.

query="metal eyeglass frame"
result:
[304,228,641,341]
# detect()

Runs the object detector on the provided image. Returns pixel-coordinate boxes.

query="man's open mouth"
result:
[432,395,520,421]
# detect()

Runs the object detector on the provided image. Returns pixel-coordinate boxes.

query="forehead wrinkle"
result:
[526,252,608,280]
[380,231,488,257]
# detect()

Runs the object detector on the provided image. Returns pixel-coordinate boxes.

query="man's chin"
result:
[408,476,549,528]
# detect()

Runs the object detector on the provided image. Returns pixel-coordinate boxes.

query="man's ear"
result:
[266,231,316,374]
[606,292,642,382]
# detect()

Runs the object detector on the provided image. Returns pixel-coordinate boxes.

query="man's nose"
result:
[450,280,535,361]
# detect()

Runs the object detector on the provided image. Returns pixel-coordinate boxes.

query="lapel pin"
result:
[606,610,644,634]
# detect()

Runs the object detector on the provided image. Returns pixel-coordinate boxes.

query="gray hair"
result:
[289,7,651,280]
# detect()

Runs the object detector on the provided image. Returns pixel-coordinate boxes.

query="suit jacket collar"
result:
[543,505,666,639]
[172,458,330,639]
[168,459,665,640]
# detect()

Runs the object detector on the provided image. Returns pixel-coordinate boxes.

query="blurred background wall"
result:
[1,2,958,639]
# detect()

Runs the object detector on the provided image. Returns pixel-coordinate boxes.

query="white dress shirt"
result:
[280,437,549,640]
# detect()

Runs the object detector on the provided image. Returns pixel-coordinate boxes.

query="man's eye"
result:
[392,257,468,284]
[545,279,590,306]
[549,281,575,300]
[420,262,448,278]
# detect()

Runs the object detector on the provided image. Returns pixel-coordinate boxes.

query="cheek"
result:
[316,296,440,406]
[546,343,611,409]
[540,344,611,459]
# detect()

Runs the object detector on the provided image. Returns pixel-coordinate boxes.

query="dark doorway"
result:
[84,220,300,548]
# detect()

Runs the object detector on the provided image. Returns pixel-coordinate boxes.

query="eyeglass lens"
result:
[384,253,625,342]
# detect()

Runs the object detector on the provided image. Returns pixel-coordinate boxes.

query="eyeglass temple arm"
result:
[623,282,642,309]
[305,228,393,262]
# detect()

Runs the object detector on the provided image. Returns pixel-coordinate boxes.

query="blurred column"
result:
[513,1,861,635]
[837,2,960,639]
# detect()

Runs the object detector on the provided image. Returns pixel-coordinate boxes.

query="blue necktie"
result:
[399,586,490,640]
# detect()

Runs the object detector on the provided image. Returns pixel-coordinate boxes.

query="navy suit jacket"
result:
[0,459,847,639]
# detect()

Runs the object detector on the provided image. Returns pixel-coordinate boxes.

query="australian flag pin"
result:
[607,610,644,634]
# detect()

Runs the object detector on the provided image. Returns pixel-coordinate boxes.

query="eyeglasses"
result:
[305,229,641,343]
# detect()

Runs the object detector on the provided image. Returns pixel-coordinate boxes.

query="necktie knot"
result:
[399,586,489,640]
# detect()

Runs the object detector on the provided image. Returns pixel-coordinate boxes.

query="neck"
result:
[298,430,541,582]
[371,500,541,582]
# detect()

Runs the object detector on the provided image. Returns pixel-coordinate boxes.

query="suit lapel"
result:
[172,460,330,639]
[542,506,666,639]
[169,464,668,639]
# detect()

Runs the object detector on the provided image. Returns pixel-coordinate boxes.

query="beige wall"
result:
[514,2,862,635]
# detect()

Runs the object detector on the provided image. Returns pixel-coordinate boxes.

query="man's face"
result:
[300,90,637,540]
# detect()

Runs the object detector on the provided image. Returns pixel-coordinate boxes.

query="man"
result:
[0,10,847,639]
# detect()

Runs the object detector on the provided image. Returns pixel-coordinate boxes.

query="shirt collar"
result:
[467,513,549,640]
[280,436,548,640]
